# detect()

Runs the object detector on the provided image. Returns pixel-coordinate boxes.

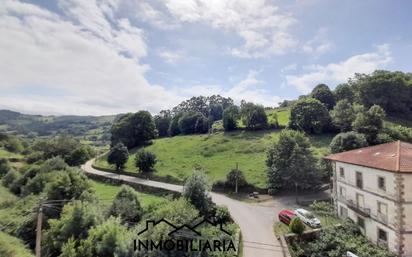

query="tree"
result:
[172,95,233,116]
[266,130,320,194]
[110,111,156,148]
[135,150,157,173]
[222,105,240,131]
[352,105,386,144]
[154,110,172,138]
[288,98,331,134]
[240,102,268,130]
[310,84,335,110]
[289,217,305,235]
[46,168,92,203]
[226,168,247,193]
[44,201,103,256]
[168,112,183,136]
[330,132,368,153]
[331,99,356,132]
[182,170,214,216]
[334,83,354,103]
[66,146,93,166]
[109,185,143,223]
[0,158,10,177]
[107,143,129,170]
[178,112,209,134]
[209,104,223,121]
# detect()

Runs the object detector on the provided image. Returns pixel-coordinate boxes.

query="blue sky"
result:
[1,0,412,115]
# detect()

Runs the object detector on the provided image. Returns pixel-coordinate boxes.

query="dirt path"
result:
[82,160,290,257]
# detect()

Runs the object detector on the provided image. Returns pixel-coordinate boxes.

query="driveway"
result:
[82,160,327,257]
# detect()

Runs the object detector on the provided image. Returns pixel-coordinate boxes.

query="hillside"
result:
[0,109,116,146]
[95,129,333,188]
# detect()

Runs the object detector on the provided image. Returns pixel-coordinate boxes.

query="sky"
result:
[1,0,412,116]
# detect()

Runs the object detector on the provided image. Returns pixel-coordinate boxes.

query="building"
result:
[325,141,412,257]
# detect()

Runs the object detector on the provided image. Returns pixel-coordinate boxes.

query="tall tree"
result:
[266,130,320,194]
[182,170,214,216]
[110,111,156,149]
[209,104,223,121]
[154,110,172,138]
[330,132,368,153]
[107,143,129,170]
[334,83,354,103]
[310,84,335,110]
[240,102,268,130]
[135,150,157,173]
[178,112,209,134]
[288,98,331,134]
[109,185,142,224]
[331,99,356,132]
[222,105,240,131]
[352,105,386,144]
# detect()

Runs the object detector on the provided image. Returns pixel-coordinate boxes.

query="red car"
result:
[278,210,296,225]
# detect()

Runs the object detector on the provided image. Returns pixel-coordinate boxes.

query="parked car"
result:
[278,210,296,225]
[294,208,321,228]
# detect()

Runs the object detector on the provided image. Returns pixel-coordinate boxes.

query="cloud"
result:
[286,44,392,93]
[175,70,281,107]
[302,27,333,56]
[158,49,183,64]
[135,0,298,58]
[0,0,183,115]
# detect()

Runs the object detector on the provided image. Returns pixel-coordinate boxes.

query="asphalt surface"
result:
[82,160,305,257]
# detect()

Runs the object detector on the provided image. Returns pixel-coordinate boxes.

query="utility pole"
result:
[35,199,43,257]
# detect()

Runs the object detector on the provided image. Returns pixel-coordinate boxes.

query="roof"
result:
[324,141,412,173]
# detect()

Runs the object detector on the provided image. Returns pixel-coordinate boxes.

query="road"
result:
[82,160,322,257]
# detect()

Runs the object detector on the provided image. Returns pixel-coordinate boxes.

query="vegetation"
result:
[288,98,331,134]
[310,84,335,110]
[331,99,355,132]
[182,170,214,216]
[330,132,368,153]
[289,217,305,235]
[134,149,157,173]
[0,231,34,257]
[266,130,321,194]
[226,168,247,193]
[240,101,268,130]
[108,185,143,224]
[222,105,240,131]
[353,104,386,144]
[107,143,129,170]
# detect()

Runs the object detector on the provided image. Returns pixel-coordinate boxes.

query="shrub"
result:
[0,158,10,177]
[107,143,129,170]
[214,206,232,224]
[330,132,368,153]
[183,170,214,216]
[289,217,305,235]
[240,102,268,130]
[222,106,240,131]
[135,150,157,173]
[108,185,143,224]
[2,170,19,188]
[226,168,247,192]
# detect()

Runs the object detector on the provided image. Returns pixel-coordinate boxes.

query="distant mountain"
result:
[0,109,117,145]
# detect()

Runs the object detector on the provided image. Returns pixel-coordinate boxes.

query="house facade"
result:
[325,141,412,257]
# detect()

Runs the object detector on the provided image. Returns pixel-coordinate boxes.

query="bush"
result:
[226,168,247,192]
[46,168,92,202]
[214,206,232,224]
[240,102,268,130]
[330,132,368,153]
[108,185,143,224]
[0,158,10,177]
[222,106,240,131]
[107,143,129,170]
[183,170,214,216]
[289,217,305,235]
[135,150,157,173]
[2,170,19,188]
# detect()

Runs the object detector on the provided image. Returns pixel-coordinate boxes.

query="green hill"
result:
[95,130,333,188]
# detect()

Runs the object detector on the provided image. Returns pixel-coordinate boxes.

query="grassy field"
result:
[266,108,290,127]
[95,130,333,188]
[0,231,34,257]
[91,181,168,208]
[0,148,23,159]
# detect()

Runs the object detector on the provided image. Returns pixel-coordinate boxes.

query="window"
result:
[356,171,363,189]
[356,193,365,208]
[357,216,365,229]
[339,167,345,178]
[340,206,348,218]
[378,176,386,191]
[377,201,388,223]
[339,186,346,198]
[378,228,388,242]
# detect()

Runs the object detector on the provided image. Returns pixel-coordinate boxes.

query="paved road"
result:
[82,160,322,257]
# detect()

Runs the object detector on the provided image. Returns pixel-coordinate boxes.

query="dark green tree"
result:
[109,185,143,223]
[209,104,223,121]
[288,98,331,134]
[330,132,368,153]
[46,168,92,202]
[107,143,129,170]
[334,83,355,103]
[168,112,184,136]
[266,130,320,194]
[331,99,356,132]
[0,158,10,177]
[135,150,157,173]
[352,105,386,144]
[240,102,268,130]
[66,146,93,166]
[154,110,172,138]
[310,84,335,109]
[226,168,247,193]
[178,112,209,134]
[110,111,156,148]
[222,105,240,131]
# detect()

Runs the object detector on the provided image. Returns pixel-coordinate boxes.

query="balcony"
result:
[336,196,371,217]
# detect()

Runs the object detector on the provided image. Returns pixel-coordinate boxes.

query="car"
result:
[294,208,321,228]
[278,210,296,225]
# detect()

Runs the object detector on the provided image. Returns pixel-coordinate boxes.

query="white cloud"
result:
[0,0,183,115]
[302,28,332,56]
[175,70,281,107]
[135,0,298,58]
[158,50,183,64]
[286,44,392,93]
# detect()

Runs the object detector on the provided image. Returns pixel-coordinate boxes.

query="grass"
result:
[95,129,333,188]
[91,180,168,208]
[0,231,34,257]
[266,108,291,127]
[0,148,23,159]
